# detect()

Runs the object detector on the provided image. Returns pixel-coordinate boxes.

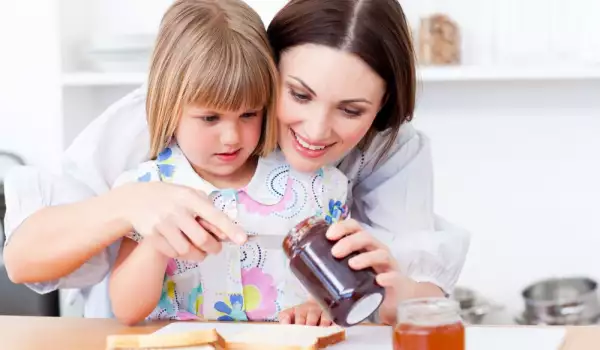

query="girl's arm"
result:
[109,238,169,326]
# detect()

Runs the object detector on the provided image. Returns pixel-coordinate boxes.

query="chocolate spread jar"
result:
[283,216,385,327]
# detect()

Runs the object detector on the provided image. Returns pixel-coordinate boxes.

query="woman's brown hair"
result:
[146,0,279,159]
[267,0,416,159]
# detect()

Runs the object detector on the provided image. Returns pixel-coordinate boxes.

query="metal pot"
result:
[518,277,600,325]
[451,287,502,324]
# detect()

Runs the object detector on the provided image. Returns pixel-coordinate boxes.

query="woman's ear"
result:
[379,92,389,112]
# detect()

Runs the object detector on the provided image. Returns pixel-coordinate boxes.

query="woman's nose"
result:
[303,110,332,141]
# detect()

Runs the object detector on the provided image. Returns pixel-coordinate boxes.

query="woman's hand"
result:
[326,219,444,325]
[278,299,333,327]
[116,182,247,260]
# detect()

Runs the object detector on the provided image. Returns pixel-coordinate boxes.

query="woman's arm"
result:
[3,171,132,284]
[327,219,448,325]
[338,124,470,296]
[110,238,169,325]
[2,87,151,291]
[4,175,245,286]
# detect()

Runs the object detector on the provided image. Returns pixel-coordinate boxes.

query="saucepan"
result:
[451,286,503,324]
[517,277,600,325]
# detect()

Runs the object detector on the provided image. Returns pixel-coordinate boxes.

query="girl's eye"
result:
[241,112,258,119]
[201,115,219,122]
[341,107,363,117]
[290,89,311,103]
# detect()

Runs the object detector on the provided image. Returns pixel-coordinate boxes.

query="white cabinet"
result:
[490,0,600,66]
[58,0,158,153]
[3,0,600,168]
[55,0,600,161]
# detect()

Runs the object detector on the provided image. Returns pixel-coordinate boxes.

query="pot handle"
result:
[462,302,504,317]
[558,304,585,316]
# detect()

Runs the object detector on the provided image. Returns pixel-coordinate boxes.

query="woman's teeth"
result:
[294,132,326,151]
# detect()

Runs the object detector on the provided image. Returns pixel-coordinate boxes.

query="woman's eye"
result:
[341,108,363,117]
[290,89,311,103]
[201,115,219,122]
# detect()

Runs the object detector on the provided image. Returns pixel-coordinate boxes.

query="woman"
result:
[3,0,469,324]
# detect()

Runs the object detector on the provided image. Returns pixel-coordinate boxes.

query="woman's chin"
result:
[280,146,326,173]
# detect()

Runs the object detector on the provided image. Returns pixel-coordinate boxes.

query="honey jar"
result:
[283,216,385,327]
[394,298,465,350]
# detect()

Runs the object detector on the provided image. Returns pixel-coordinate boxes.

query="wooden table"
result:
[0,316,164,350]
[0,316,599,350]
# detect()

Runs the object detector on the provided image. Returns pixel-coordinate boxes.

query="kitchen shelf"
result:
[418,65,600,82]
[61,72,147,86]
[61,66,600,87]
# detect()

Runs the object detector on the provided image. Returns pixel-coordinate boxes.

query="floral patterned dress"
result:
[113,143,348,322]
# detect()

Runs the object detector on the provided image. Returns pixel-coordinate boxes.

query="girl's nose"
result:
[220,124,240,146]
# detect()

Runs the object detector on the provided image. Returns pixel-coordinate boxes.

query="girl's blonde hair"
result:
[147,0,279,159]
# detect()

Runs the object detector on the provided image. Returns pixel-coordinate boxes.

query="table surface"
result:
[0,316,599,350]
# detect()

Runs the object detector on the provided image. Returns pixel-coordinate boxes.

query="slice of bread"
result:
[106,324,345,350]
[106,328,226,350]
[226,324,346,350]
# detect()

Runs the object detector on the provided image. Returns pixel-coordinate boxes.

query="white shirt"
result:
[3,86,470,318]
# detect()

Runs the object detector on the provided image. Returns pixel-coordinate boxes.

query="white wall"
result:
[88,0,286,36]
[403,0,600,320]
[412,81,600,322]
[0,0,63,169]
[1,0,599,322]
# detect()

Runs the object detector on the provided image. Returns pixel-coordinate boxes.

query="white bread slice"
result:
[226,324,346,350]
[106,328,226,350]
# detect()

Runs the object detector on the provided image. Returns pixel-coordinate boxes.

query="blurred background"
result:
[0,0,599,325]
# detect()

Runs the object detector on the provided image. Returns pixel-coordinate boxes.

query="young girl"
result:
[109,0,348,325]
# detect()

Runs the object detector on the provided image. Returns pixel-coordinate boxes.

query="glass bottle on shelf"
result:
[417,1,461,66]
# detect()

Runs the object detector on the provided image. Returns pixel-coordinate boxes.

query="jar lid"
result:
[397,298,462,327]
[282,216,327,258]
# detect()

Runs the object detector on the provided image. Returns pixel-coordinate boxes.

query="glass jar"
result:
[394,298,465,350]
[418,13,461,65]
[283,216,385,327]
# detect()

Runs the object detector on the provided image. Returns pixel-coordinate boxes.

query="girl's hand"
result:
[326,219,443,325]
[278,299,333,327]
[116,182,247,260]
